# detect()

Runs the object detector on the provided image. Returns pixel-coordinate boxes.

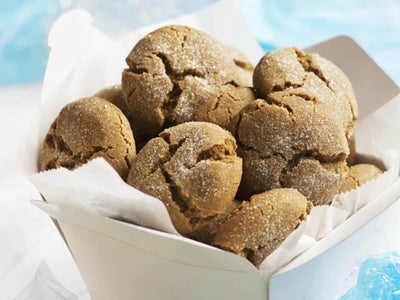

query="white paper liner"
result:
[29,158,178,235]
[20,5,400,286]
[332,148,400,215]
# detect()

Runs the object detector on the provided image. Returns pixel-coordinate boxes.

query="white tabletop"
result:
[0,84,89,299]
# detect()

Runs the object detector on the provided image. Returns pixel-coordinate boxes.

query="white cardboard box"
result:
[31,35,400,300]
[22,1,400,298]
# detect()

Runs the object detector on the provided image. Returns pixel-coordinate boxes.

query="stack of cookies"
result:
[39,25,383,267]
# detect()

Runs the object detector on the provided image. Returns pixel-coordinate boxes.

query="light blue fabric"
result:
[0,0,61,85]
[1,0,399,86]
[236,0,400,85]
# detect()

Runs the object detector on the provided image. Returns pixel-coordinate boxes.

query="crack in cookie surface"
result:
[294,48,335,94]
[43,126,120,170]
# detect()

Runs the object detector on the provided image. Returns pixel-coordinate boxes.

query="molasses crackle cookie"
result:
[40,97,136,180]
[127,122,242,236]
[233,47,359,205]
[121,25,254,144]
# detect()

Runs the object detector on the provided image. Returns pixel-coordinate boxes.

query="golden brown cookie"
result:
[231,98,349,205]
[340,164,383,193]
[94,85,129,117]
[126,122,242,235]
[213,188,313,267]
[40,97,136,179]
[253,47,358,124]
[193,86,255,130]
[122,25,253,141]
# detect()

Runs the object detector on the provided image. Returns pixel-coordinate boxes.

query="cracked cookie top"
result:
[122,25,253,141]
[40,97,136,180]
[126,121,242,235]
[213,188,313,267]
[253,47,358,127]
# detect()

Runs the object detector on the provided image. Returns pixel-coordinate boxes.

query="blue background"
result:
[0,0,399,85]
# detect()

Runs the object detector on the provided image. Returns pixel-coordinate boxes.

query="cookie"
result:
[253,47,358,126]
[232,47,358,204]
[122,25,253,141]
[94,85,129,117]
[340,164,383,193]
[254,47,358,169]
[126,122,242,235]
[40,97,136,179]
[213,188,313,267]
[193,86,255,130]
[231,98,349,206]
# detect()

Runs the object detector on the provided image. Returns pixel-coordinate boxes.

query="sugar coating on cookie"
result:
[254,47,358,166]
[126,122,242,235]
[40,97,136,179]
[340,164,383,193]
[231,98,349,205]
[193,86,255,130]
[213,188,313,267]
[94,85,129,118]
[253,47,358,124]
[122,25,253,141]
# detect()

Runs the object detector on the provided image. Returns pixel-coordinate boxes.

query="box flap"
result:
[32,201,267,299]
[306,36,399,119]
[275,177,400,275]
[32,201,258,274]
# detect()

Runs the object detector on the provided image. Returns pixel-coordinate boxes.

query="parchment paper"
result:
[20,1,400,286]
